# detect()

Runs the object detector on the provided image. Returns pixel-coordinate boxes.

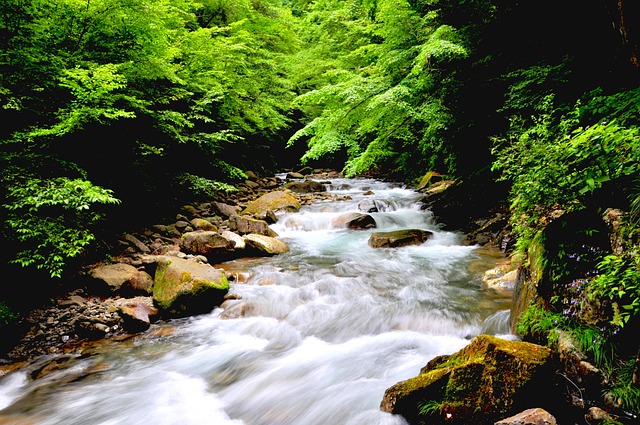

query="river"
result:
[0,177,513,425]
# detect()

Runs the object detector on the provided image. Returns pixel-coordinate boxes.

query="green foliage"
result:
[0,301,19,327]
[606,357,640,415]
[571,324,615,371]
[28,63,136,139]
[0,0,301,277]
[491,88,640,252]
[177,173,239,198]
[418,399,443,415]
[589,252,640,329]
[516,303,564,345]
[287,0,468,179]
[517,303,616,371]
[2,176,120,278]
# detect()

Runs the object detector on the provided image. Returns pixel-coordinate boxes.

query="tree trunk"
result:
[614,0,640,68]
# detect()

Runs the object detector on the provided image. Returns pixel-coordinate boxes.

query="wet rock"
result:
[152,256,229,318]
[118,298,159,333]
[243,234,290,256]
[357,199,391,213]
[368,229,432,248]
[331,212,376,229]
[380,335,554,425]
[482,262,518,290]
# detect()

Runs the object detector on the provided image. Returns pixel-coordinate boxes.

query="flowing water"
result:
[0,177,514,425]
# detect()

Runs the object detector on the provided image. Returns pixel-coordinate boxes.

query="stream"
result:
[0,177,514,425]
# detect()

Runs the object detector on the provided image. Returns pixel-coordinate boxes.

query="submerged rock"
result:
[331,212,376,229]
[368,229,433,248]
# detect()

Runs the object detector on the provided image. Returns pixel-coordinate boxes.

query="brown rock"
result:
[495,408,557,425]
[368,229,432,248]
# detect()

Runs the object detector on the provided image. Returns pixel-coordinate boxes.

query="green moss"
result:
[528,230,547,286]
[416,335,552,424]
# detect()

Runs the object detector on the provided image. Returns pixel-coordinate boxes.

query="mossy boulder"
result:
[380,334,555,425]
[242,190,301,215]
[152,256,229,318]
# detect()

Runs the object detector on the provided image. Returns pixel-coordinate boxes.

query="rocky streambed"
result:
[2,170,624,425]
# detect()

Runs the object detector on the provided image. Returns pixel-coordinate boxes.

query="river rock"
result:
[189,217,217,231]
[221,230,246,249]
[368,229,433,248]
[283,179,327,193]
[117,297,159,333]
[152,256,229,318]
[122,233,151,253]
[482,262,518,290]
[358,199,392,213]
[88,263,140,295]
[380,334,554,425]
[119,270,154,297]
[213,201,241,218]
[495,407,557,425]
[179,230,236,258]
[243,234,290,256]
[584,406,615,424]
[331,212,376,229]
[242,190,301,215]
[228,215,278,237]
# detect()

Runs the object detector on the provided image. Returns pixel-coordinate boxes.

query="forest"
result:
[1,0,640,419]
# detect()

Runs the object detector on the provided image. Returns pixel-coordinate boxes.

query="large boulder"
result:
[88,263,149,295]
[243,234,290,256]
[380,334,555,425]
[152,256,229,318]
[213,201,241,218]
[242,190,301,215]
[179,231,236,258]
[228,215,278,237]
[368,229,433,248]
